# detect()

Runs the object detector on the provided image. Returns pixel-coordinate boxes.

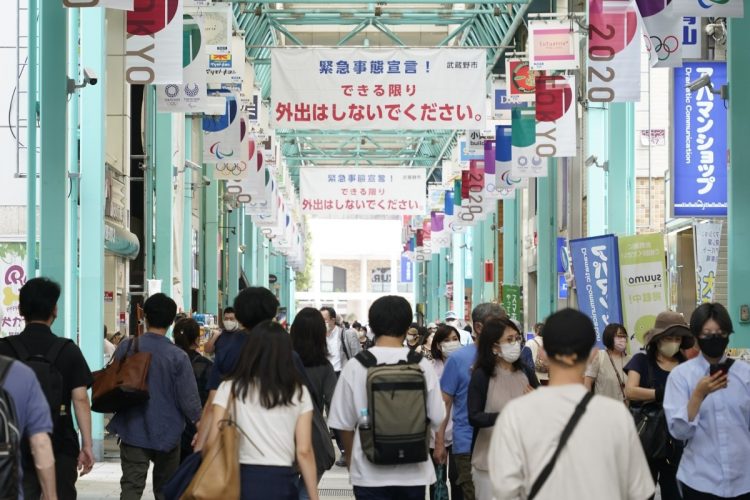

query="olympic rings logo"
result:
[644,35,680,62]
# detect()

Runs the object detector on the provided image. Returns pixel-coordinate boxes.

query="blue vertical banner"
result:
[673,61,727,216]
[569,234,623,346]
[400,255,413,283]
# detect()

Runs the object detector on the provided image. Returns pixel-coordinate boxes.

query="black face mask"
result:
[697,335,729,358]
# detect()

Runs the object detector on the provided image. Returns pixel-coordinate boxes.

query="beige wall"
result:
[636,177,666,234]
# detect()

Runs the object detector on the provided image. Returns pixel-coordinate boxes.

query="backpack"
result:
[355,350,430,465]
[533,338,549,374]
[7,337,69,423]
[0,356,20,499]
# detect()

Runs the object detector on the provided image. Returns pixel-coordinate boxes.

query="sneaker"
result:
[335,454,347,467]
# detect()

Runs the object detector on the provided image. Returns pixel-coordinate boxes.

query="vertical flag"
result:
[536,75,577,158]
[495,125,529,192]
[637,0,683,67]
[512,107,546,177]
[203,89,242,163]
[126,0,184,85]
[156,14,207,112]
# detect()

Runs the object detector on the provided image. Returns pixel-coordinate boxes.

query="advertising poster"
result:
[528,21,579,71]
[505,58,538,102]
[570,234,623,346]
[511,107,546,178]
[694,221,722,303]
[493,80,527,120]
[535,75,576,158]
[618,233,668,350]
[0,243,27,336]
[126,0,183,85]
[156,14,207,112]
[271,48,486,130]
[300,168,426,217]
[673,61,727,217]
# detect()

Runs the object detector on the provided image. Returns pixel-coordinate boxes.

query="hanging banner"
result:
[271,48,486,130]
[495,125,529,191]
[505,58,537,102]
[126,0,183,85]
[502,284,523,323]
[400,255,414,283]
[156,14,207,112]
[694,221,722,304]
[673,61,727,217]
[618,233,668,350]
[535,75,576,158]
[673,0,743,17]
[464,131,486,156]
[511,107,546,178]
[63,0,134,9]
[587,0,641,103]
[300,168,426,217]
[493,80,527,120]
[528,21,580,71]
[0,243,27,336]
[638,0,683,68]
[203,89,241,163]
[247,169,276,217]
[570,234,623,347]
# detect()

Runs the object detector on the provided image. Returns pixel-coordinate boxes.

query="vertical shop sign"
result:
[502,284,523,323]
[505,58,537,102]
[618,233,668,350]
[0,243,27,336]
[528,21,580,71]
[570,234,623,346]
[681,17,703,59]
[694,221,722,303]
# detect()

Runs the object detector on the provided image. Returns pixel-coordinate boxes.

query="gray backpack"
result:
[356,350,429,465]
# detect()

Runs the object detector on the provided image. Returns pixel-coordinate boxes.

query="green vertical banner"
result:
[502,284,523,324]
[618,233,668,350]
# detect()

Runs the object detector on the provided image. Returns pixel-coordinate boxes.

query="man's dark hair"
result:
[320,306,336,321]
[369,296,412,338]
[689,302,733,337]
[542,309,596,363]
[233,287,279,330]
[143,293,177,329]
[602,323,626,350]
[290,307,329,367]
[223,306,235,316]
[534,322,545,337]
[19,277,61,322]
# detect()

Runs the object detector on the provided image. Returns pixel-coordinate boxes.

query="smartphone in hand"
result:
[710,361,732,376]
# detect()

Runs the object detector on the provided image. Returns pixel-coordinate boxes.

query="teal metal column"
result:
[202,166,219,314]
[154,109,173,292]
[258,231,270,288]
[586,104,609,236]
[65,8,80,343]
[438,248,448,320]
[226,209,240,304]
[503,198,520,285]
[451,233,465,318]
[427,256,440,322]
[608,103,636,235]
[79,5,106,459]
[728,16,750,348]
[243,215,256,284]
[38,0,67,334]
[537,160,558,320]
[182,118,193,312]
[25,0,38,276]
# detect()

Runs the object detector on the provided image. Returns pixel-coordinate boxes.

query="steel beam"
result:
[26,0,38,276]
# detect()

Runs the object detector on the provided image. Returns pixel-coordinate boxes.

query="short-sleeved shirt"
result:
[1,358,53,500]
[440,344,476,454]
[586,350,631,403]
[624,352,669,390]
[0,324,93,456]
[214,381,313,466]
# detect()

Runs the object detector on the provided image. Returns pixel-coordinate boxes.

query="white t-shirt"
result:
[327,346,446,487]
[327,326,344,372]
[214,380,313,466]
[488,384,654,500]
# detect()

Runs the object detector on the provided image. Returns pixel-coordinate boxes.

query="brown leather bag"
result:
[182,396,241,500]
[91,336,151,413]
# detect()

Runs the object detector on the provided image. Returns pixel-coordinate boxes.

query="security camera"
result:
[83,67,98,86]
[584,155,597,167]
[686,74,712,92]
[202,176,211,186]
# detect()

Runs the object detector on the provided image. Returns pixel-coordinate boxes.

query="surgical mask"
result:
[499,342,521,363]
[441,340,461,357]
[224,320,238,331]
[613,337,627,353]
[697,335,729,358]
[658,340,681,358]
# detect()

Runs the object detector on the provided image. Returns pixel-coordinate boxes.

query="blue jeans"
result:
[353,485,426,500]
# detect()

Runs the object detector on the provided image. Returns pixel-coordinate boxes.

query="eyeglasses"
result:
[697,331,729,340]
[495,336,522,347]
[615,333,628,339]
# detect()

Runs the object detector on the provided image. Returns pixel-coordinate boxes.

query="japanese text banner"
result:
[694,221,722,304]
[271,48,486,130]
[570,234,623,347]
[300,168,426,217]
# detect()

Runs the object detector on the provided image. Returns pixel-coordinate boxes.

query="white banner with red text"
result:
[271,48,486,130]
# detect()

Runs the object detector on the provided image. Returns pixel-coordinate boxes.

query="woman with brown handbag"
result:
[203,320,320,500]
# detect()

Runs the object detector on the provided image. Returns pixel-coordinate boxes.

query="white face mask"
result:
[223,319,238,332]
[658,340,681,358]
[441,340,462,357]
[613,337,627,353]
[499,342,521,363]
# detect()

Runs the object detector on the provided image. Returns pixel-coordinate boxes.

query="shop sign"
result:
[528,21,580,71]
[502,284,523,323]
[694,221,722,303]
[0,243,27,336]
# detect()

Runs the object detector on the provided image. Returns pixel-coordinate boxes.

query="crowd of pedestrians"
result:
[0,275,748,500]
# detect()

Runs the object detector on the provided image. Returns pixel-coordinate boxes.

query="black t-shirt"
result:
[0,323,94,456]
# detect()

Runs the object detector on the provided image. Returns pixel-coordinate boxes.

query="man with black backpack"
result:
[328,295,445,500]
[0,277,94,500]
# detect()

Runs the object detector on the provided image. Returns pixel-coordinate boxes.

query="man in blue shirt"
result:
[107,293,201,500]
[664,302,750,500]
[435,302,505,500]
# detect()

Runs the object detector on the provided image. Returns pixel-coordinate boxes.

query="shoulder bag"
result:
[528,391,594,500]
[606,352,628,405]
[92,336,151,413]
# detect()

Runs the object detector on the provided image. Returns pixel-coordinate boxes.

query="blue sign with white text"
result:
[673,61,727,217]
[569,234,623,347]
[400,255,413,283]
[494,89,527,111]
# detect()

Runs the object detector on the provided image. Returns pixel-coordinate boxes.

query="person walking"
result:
[585,323,631,404]
[468,317,536,500]
[625,311,690,500]
[488,309,654,500]
[206,320,320,500]
[107,293,202,500]
[526,322,549,385]
[664,303,750,500]
[0,277,95,500]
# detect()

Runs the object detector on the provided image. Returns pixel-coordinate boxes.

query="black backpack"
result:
[7,336,69,423]
[0,356,20,500]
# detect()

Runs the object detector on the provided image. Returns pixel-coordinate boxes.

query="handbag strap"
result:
[221,389,265,456]
[528,391,594,500]
[606,352,627,403]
